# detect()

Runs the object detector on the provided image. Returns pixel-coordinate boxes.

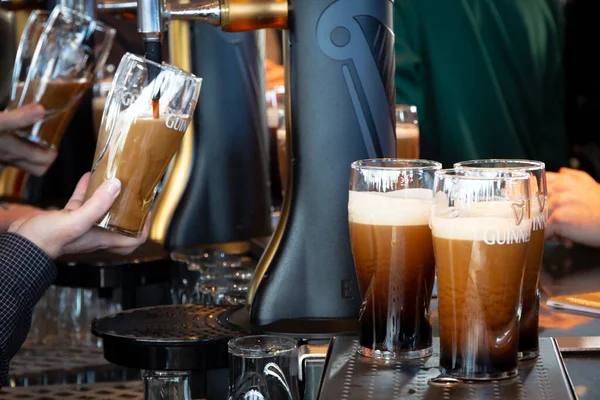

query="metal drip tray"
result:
[317,337,577,399]
[0,381,144,399]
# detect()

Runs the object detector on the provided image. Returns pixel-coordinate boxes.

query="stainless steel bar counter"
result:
[2,243,600,399]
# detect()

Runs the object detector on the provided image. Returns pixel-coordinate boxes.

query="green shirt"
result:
[394,0,568,171]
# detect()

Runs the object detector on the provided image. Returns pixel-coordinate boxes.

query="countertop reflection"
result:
[539,242,600,399]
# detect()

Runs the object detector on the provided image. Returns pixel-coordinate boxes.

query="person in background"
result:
[546,167,600,247]
[394,0,568,170]
[0,104,147,386]
[0,105,56,176]
[563,0,600,181]
[0,104,57,230]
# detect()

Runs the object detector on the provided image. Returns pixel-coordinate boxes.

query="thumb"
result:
[1,104,45,131]
[69,178,121,228]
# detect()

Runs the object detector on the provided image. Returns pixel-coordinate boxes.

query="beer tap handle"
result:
[97,0,287,31]
[164,0,221,26]
[137,0,165,43]
[96,0,138,13]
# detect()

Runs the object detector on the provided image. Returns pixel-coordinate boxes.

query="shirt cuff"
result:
[0,233,55,386]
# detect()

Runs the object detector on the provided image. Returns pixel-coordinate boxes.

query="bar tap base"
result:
[226,307,359,340]
[317,337,577,400]
[92,305,244,371]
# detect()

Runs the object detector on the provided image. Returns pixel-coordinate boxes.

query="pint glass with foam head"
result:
[454,159,547,361]
[431,169,532,380]
[349,159,441,360]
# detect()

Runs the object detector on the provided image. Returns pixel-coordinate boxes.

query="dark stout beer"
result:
[518,209,546,359]
[433,215,530,379]
[349,190,435,359]
[86,116,189,236]
[12,78,90,149]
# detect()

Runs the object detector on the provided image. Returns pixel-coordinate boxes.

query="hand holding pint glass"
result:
[84,53,202,237]
[430,169,532,380]
[349,159,441,359]
[454,160,547,361]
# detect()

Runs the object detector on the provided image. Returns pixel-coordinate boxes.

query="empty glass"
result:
[143,370,192,400]
[27,286,121,348]
[9,5,115,150]
[170,249,254,305]
[199,278,249,305]
[228,335,300,400]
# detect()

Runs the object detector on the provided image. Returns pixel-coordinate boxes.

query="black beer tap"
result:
[97,0,395,337]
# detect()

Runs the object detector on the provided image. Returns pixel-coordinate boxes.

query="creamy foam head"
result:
[348,189,433,226]
[431,217,532,243]
[395,123,419,139]
[431,200,532,242]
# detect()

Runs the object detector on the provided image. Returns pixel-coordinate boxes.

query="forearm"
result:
[0,233,55,386]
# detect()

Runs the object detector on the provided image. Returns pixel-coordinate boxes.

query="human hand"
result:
[8,173,148,258]
[0,104,57,176]
[546,168,600,247]
[266,59,284,90]
[0,203,43,232]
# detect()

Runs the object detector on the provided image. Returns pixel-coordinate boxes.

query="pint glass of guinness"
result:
[84,53,202,237]
[8,5,115,150]
[395,105,419,159]
[349,159,441,359]
[454,160,547,360]
[431,169,532,380]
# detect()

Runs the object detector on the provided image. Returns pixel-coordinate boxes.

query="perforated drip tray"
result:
[317,337,577,400]
[93,304,244,371]
[0,381,144,399]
